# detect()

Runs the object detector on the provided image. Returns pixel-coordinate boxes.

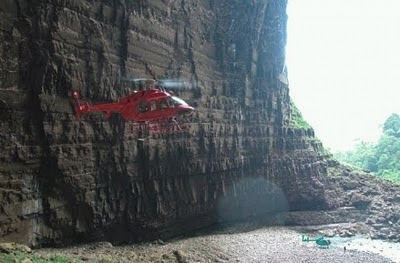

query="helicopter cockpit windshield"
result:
[170,96,187,106]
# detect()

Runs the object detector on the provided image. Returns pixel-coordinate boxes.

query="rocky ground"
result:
[2,164,400,263]
[324,163,400,242]
[1,224,392,263]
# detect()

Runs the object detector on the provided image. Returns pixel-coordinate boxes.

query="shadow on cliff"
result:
[217,177,289,225]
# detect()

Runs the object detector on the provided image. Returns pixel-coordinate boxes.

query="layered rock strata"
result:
[1,0,335,246]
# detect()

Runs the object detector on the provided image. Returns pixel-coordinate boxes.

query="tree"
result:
[383,113,400,137]
[334,113,400,184]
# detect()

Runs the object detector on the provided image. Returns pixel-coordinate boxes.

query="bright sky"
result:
[286,0,400,151]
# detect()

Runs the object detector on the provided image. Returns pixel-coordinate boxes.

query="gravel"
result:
[37,226,395,263]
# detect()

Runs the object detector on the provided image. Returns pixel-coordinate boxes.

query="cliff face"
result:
[0,0,329,246]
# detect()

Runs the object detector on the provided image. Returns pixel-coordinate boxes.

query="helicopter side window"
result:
[166,97,175,108]
[159,99,169,110]
[138,101,149,113]
[150,101,157,111]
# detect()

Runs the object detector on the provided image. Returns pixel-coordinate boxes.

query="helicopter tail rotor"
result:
[69,90,90,119]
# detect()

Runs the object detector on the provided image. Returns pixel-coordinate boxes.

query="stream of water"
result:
[329,236,400,263]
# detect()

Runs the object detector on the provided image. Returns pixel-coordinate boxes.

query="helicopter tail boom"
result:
[70,91,123,119]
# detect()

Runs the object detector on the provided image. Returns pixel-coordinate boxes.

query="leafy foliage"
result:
[383,113,400,137]
[289,101,311,130]
[334,113,400,183]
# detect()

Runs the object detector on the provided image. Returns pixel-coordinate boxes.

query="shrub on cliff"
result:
[289,101,311,130]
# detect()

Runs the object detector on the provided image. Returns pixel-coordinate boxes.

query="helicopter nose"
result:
[178,105,195,114]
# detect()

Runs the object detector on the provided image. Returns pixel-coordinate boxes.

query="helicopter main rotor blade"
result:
[158,79,195,90]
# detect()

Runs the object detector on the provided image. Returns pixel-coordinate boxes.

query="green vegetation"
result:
[289,101,311,130]
[335,113,400,183]
[0,251,80,263]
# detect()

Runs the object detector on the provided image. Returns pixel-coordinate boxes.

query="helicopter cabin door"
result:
[136,98,175,121]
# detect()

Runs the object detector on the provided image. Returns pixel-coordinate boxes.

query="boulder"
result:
[0,242,31,254]
[350,193,371,209]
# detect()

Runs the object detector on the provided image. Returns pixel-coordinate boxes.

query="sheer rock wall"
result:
[0,0,329,246]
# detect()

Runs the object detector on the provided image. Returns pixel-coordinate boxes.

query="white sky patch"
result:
[286,0,400,151]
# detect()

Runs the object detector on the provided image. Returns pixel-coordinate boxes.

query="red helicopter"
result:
[70,79,195,133]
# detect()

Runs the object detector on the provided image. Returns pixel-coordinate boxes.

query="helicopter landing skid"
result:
[127,118,191,136]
